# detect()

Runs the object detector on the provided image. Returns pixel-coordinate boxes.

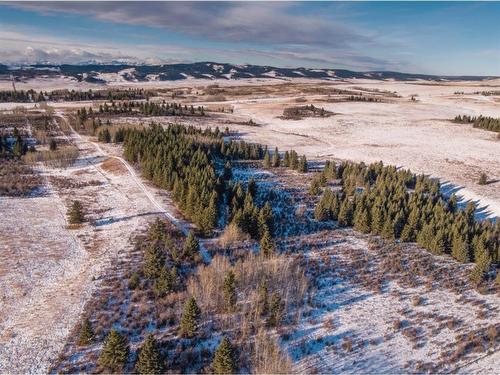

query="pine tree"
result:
[135,334,164,374]
[78,317,94,346]
[272,147,280,167]
[298,155,308,173]
[179,297,201,338]
[183,232,200,260]
[451,235,470,263]
[283,151,290,167]
[212,337,236,374]
[338,199,353,227]
[98,329,129,372]
[153,265,173,298]
[309,177,321,195]
[381,218,395,240]
[67,200,85,224]
[354,208,371,233]
[470,249,491,284]
[260,228,275,257]
[143,244,165,279]
[263,150,271,168]
[223,270,237,312]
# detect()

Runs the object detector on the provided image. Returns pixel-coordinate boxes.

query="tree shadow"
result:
[94,211,164,226]
[440,180,497,222]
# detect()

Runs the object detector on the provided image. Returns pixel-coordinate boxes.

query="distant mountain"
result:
[1,62,496,84]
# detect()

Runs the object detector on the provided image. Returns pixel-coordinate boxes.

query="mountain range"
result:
[0,62,495,84]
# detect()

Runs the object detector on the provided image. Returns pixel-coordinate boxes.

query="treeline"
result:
[96,101,205,117]
[454,115,500,134]
[121,124,264,235]
[313,160,499,283]
[263,147,308,173]
[0,88,154,103]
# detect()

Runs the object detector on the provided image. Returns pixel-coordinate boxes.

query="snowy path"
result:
[56,113,211,262]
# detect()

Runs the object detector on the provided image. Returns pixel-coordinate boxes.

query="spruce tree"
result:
[354,208,371,233]
[272,147,280,167]
[470,249,491,284]
[183,232,200,260]
[67,200,85,224]
[451,235,470,263]
[223,270,237,312]
[98,329,129,372]
[212,337,236,374]
[283,151,290,167]
[135,334,164,374]
[153,266,173,298]
[263,150,271,169]
[298,155,308,173]
[143,244,165,279]
[260,228,275,257]
[179,297,201,338]
[338,199,353,227]
[78,317,94,346]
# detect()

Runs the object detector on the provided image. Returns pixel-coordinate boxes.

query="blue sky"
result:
[0,1,499,75]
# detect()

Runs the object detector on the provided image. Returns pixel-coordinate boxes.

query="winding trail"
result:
[56,113,211,262]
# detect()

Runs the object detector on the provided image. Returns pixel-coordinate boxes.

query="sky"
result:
[0,1,499,75]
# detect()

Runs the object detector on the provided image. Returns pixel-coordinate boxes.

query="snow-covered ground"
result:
[0,114,202,373]
[283,230,499,373]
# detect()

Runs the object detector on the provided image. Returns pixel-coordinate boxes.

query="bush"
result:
[478,173,488,185]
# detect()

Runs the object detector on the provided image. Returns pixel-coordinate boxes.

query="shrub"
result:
[478,173,488,185]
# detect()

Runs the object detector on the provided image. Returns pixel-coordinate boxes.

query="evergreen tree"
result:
[152,265,174,298]
[309,177,321,195]
[98,329,129,372]
[77,317,94,346]
[451,235,471,263]
[263,149,271,168]
[143,244,165,279]
[212,337,236,374]
[183,232,200,260]
[338,199,354,227]
[67,200,85,224]
[470,249,491,284]
[272,147,280,167]
[298,155,308,173]
[179,297,201,338]
[223,270,237,312]
[260,228,275,257]
[354,207,371,234]
[135,334,164,374]
[283,151,290,167]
